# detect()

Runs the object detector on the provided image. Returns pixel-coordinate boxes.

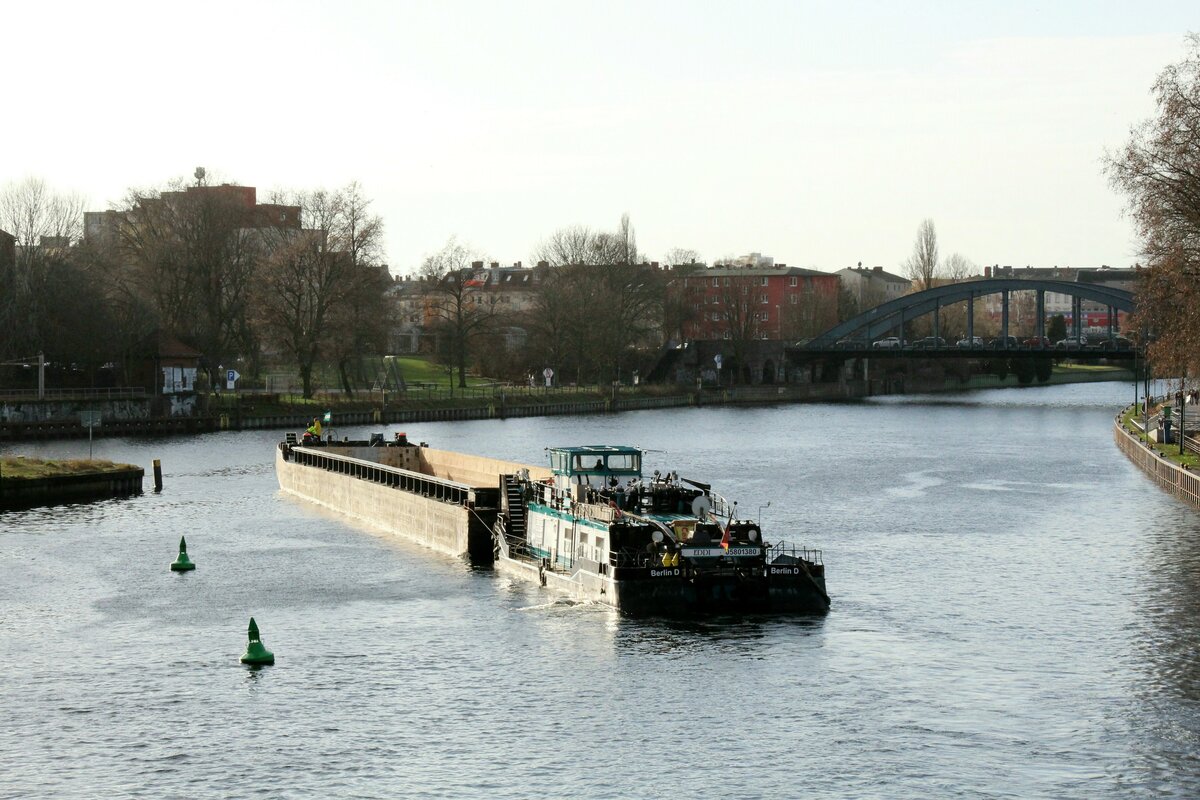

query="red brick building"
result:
[669,265,840,342]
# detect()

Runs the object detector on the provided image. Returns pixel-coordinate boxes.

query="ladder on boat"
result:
[502,475,527,545]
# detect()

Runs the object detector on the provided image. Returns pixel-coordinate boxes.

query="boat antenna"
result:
[757,501,771,522]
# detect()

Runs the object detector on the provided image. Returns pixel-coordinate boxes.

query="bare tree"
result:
[902,218,939,292]
[0,178,87,358]
[1106,33,1200,378]
[780,277,837,340]
[117,181,263,386]
[308,184,389,394]
[533,225,597,266]
[532,214,639,266]
[943,252,975,281]
[663,247,702,267]
[613,212,638,264]
[524,215,662,382]
[716,273,767,384]
[522,265,589,383]
[251,184,388,398]
[419,237,497,389]
[592,261,664,380]
[935,252,977,339]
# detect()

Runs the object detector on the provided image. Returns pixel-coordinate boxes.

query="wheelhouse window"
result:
[606,453,639,471]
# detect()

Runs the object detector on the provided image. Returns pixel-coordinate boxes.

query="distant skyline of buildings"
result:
[4,181,1142,357]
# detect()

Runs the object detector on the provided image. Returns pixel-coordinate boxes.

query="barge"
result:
[276,434,828,615]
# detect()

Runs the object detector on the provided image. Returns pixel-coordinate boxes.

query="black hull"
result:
[612,568,829,616]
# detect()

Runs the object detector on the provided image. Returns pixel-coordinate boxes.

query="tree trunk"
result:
[456,337,467,388]
[299,362,314,399]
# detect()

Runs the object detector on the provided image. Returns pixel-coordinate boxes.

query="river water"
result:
[1,381,1198,799]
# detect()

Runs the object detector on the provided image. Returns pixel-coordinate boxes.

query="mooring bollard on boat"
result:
[170,535,195,572]
[240,617,275,666]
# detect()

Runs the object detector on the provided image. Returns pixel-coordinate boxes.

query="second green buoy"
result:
[170,536,195,572]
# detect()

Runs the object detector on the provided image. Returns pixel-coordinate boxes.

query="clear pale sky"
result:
[3,1,1194,275]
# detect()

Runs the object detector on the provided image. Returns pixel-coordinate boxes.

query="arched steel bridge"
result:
[806,279,1135,351]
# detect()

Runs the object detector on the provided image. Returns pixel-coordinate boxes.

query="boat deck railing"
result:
[283,444,476,506]
[612,547,659,569]
[767,541,823,565]
[574,501,618,522]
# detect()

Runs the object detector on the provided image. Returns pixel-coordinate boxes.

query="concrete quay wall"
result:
[1,467,144,510]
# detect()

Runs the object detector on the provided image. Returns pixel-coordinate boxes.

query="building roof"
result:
[688,265,832,278]
[156,335,204,359]
[1075,267,1139,285]
[988,265,1138,286]
[837,266,910,284]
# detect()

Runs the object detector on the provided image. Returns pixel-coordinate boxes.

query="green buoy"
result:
[170,535,195,572]
[240,617,275,666]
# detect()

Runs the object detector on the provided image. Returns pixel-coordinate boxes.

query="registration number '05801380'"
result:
[683,547,761,558]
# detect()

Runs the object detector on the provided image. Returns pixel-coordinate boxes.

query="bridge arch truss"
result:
[807,279,1135,348]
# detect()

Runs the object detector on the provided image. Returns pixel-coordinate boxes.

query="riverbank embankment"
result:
[0,366,1133,442]
[1114,404,1200,507]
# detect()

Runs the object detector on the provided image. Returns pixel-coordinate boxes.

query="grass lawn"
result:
[0,457,141,480]
[1054,363,1129,373]
[383,356,495,388]
[268,356,497,406]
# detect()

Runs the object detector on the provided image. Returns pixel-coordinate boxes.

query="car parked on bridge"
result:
[988,336,1019,349]
[956,336,984,349]
[871,337,903,349]
[834,337,867,349]
[1054,336,1089,349]
[912,336,946,349]
[1024,336,1052,349]
[1099,336,1133,351]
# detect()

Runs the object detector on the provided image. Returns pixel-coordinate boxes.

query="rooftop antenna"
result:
[194,166,206,186]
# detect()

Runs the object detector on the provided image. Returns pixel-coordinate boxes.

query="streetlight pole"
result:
[1180,383,1187,457]
[1133,345,1139,413]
